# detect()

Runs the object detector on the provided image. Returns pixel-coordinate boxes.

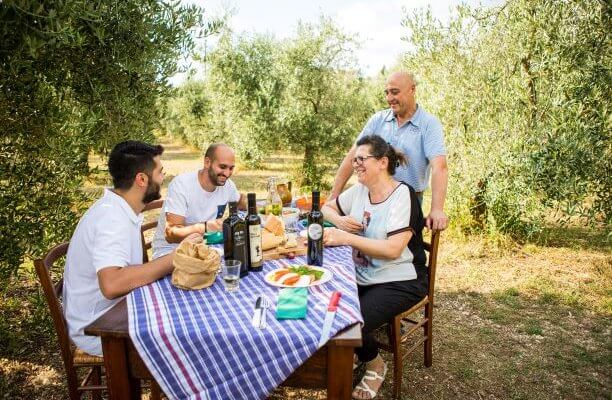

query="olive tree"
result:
[165,18,374,189]
[0,0,219,280]
[277,18,372,189]
[401,0,610,238]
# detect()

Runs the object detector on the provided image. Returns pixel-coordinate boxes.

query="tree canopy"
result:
[401,0,610,237]
[162,17,376,189]
[0,0,220,280]
[162,0,609,239]
[1,0,608,283]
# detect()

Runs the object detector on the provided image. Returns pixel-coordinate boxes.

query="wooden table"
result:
[85,298,361,400]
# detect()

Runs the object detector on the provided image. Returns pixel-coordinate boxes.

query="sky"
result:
[173,0,503,83]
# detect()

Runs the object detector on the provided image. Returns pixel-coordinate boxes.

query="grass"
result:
[1,135,611,399]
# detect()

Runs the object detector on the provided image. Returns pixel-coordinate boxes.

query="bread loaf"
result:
[264,215,285,236]
[262,231,284,250]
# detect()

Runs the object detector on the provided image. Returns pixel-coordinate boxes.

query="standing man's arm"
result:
[237,193,247,210]
[330,145,356,200]
[426,155,448,230]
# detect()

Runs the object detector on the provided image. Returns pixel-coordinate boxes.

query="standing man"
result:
[63,141,176,356]
[331,71,449,231]
[152,143,246,259]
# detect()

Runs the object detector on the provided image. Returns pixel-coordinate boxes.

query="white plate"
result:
[264,266,332,288]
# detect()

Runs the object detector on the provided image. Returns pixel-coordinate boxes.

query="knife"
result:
[317,291,342,348]
[252,296,263,328]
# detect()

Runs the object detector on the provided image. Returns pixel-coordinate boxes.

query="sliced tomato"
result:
[273,269,290,281]
[283,275,301,286]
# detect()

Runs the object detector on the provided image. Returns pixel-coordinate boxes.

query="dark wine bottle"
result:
[222,201,249,277]
[246,193,263,272]
[307,191,324,266]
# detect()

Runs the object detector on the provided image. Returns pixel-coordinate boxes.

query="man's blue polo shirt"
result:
[356,105,446,192]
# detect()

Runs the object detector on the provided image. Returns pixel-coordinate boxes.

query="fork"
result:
[259,296,272,329]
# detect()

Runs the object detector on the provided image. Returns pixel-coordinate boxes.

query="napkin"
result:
[275,288,308,319]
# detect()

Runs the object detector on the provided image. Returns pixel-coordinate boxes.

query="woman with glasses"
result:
[322,134,426,400]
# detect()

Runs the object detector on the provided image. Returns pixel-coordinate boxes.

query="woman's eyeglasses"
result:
[351,155,377,165]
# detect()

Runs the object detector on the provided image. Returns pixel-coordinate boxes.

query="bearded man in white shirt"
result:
[63,140,177,356]
[152,143,246,259]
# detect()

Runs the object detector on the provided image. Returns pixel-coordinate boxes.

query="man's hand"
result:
[205,218,224,232]
[184,232,204,243]
[194,223,206,235]
[323,227,352,247]
[333,216,364,234]
[425,209,448,231]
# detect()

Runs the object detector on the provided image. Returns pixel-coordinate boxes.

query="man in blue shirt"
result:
[331,71,449,231]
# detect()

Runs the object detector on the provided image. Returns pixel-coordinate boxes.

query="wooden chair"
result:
[141,199,164,262]
[375,230,441,399]
[35,242,164,400]
[34,242,105,400]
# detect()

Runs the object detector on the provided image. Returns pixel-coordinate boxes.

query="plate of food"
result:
[264,265,332,288]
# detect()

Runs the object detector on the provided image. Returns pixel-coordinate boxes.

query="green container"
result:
[205,231,223,245]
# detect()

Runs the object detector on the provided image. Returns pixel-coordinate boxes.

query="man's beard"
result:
[143,180,162,204]
[207,167,227,186]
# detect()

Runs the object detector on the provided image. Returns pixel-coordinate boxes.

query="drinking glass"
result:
[222,260,241,292]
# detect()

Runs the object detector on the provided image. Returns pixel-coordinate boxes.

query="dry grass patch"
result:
[2,136,610,399]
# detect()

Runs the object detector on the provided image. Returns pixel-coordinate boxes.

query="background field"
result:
[1,137,609,399]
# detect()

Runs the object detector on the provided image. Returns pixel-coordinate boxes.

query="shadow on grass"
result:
[401,289,612,400]
[163,151,204,161]
[538,224,610,252]
[3,272,610,400]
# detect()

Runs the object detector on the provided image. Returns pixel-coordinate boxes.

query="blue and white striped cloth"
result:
[128,245,363,400]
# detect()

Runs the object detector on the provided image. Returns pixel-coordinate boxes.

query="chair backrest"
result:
[34,242,76,382]
[141,199,164,262]
[423,230,441,303]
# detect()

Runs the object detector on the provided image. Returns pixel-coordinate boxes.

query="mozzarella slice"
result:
[295,275,313,287]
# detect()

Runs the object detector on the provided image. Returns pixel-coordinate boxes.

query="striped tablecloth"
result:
[128,245,363,400]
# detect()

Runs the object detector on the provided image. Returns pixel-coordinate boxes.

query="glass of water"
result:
[222,260,241,292]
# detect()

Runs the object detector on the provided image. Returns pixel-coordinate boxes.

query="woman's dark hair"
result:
[355,134,407,175]
[108,141,164,190]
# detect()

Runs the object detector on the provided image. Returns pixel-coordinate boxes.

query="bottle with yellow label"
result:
[246,193,263,271]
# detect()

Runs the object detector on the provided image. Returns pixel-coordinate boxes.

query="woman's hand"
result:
[323,227,353,247]
[333,215,364,233]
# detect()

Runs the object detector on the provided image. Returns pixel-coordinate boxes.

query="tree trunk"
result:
[302,144,318,188]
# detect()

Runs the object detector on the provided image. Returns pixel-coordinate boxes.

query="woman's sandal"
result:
[352,362,388,400]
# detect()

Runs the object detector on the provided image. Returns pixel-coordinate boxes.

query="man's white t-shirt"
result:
[337,182,419,286]
[152,171,240,259]
[63,189,144,356]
